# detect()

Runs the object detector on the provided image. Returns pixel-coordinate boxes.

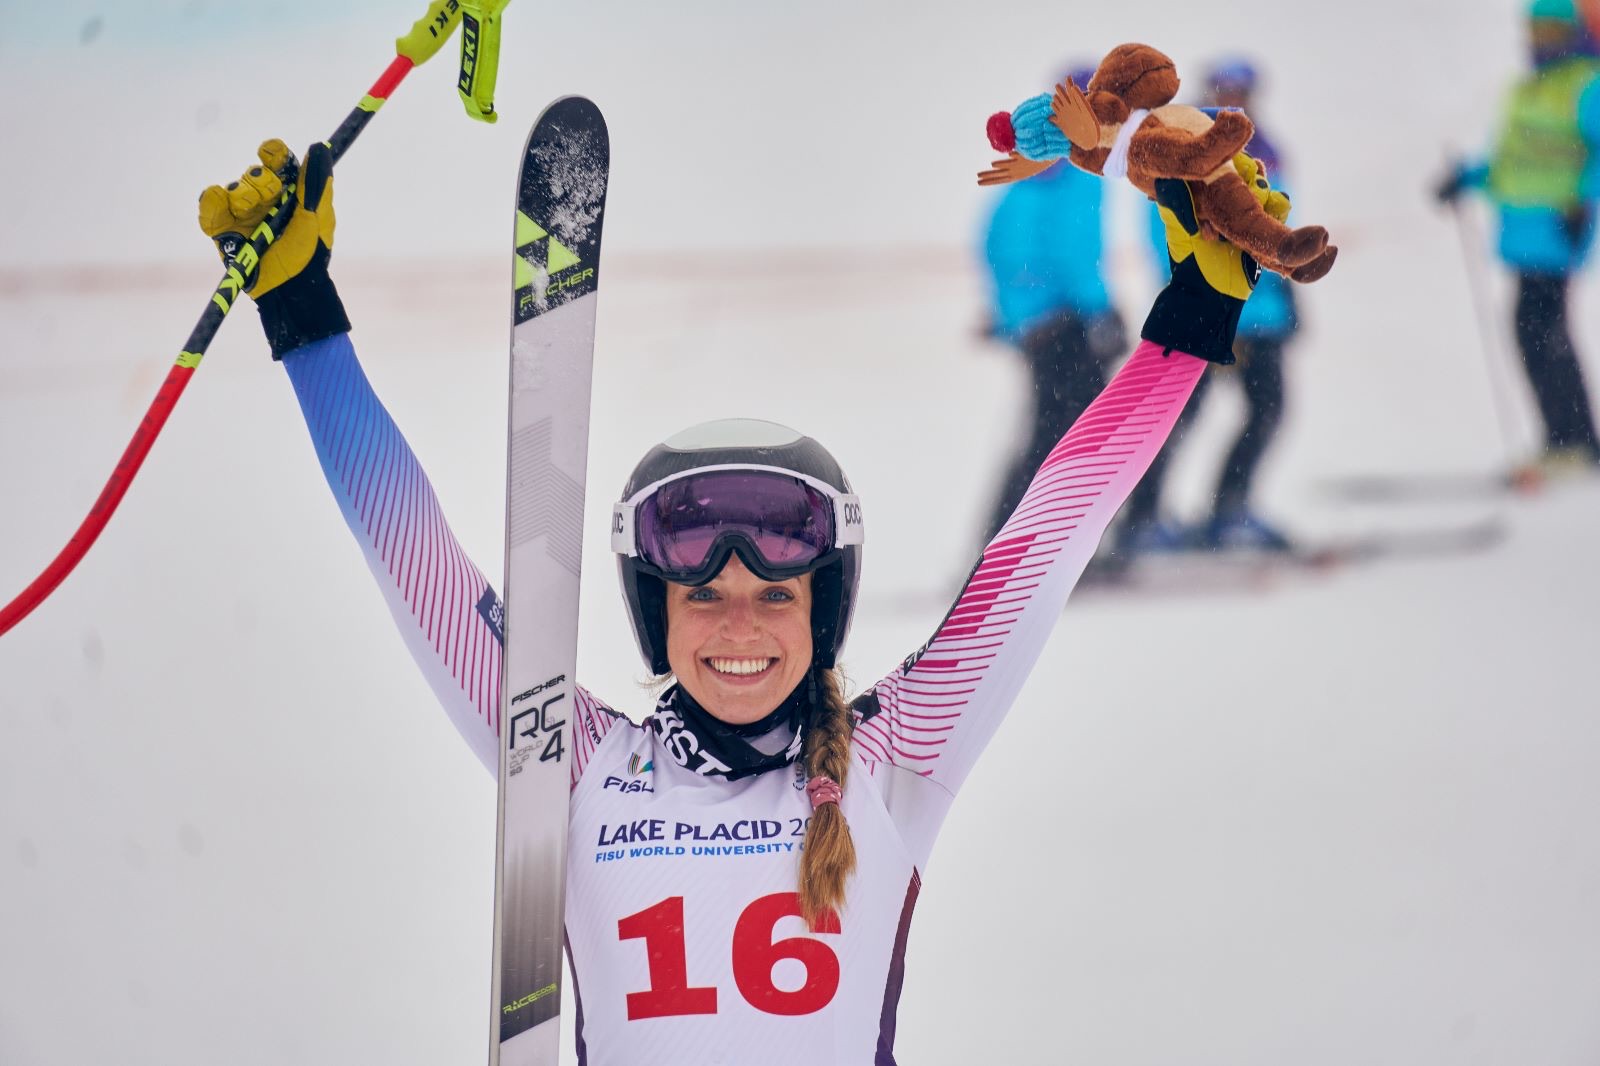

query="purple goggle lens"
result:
[636,471,835,579]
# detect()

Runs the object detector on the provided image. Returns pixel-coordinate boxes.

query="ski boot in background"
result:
[1199,505,1294,553]
[1117,514,1192,556]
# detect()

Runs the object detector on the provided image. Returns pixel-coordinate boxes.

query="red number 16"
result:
[617,893,842,1020]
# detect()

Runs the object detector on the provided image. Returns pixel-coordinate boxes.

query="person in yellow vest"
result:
[1439,0,1600,470]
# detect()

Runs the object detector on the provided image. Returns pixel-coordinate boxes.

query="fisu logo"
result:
[602,752,657,794]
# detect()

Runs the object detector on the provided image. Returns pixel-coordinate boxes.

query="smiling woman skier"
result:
[199,130,1253,1062]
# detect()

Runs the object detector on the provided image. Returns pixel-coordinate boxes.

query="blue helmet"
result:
[1206,57,1259,95]
[1061,63,1098,92]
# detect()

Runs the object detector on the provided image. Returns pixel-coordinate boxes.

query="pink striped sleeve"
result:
[570,686,627,790]
[853,341,1207,797]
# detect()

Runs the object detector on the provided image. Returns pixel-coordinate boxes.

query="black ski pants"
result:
[985,311,1108,544]
[1514,272,1600,455]
[1122,335,1287,530]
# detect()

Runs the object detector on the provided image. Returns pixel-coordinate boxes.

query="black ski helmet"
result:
[613,419,863,675]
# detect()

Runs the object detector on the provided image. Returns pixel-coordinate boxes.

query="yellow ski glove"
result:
[1152,152,1292,303]
[198,139,349,358]
[1142,157,1294,365]
[198,138,336,297]
[1235,153,1291,223]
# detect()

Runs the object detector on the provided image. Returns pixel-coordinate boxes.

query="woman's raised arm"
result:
[281,333,504,772]
[197,138,626,778]
[852,342,1205,810]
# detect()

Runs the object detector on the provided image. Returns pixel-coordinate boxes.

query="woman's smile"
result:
[705,655,779,680]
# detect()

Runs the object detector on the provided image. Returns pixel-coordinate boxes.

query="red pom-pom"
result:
[986,111,1016,154]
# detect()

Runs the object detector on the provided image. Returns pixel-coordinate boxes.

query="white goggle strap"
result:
[611,502,637,557]
[832,493,864,545]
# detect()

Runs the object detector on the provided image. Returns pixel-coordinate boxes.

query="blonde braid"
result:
[798,667,857,930]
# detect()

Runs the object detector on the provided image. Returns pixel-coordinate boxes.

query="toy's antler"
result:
[977,152,1054,186]
[1050,78,1099,150]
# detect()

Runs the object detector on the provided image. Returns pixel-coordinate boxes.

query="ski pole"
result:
[1445,198,1539,487]
[0,0,474,639]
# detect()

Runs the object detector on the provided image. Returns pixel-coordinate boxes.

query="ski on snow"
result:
[1077,516,1509,597]
[490,95,609,1066]
[1312,467,1545,503]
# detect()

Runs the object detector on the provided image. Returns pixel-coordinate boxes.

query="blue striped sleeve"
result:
[280,333,502,773]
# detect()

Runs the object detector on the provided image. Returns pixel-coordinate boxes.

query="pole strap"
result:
[458,0,513,123]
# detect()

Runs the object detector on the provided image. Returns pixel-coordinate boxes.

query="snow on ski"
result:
[490,95,609,1066]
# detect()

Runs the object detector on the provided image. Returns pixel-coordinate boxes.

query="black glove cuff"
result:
[1141,269,1243,365]
[254,243,351,360]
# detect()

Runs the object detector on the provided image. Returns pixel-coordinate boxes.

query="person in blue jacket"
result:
[1438,0,1600,470]
[1117,57,1303,553]
[978,65,1126,544]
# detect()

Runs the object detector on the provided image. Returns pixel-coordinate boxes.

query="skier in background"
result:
[1437,0,1600,472]
[1115,57,1304,554]
[978,64,1126,545]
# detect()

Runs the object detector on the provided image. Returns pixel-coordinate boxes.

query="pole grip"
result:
[396,0,468,66]
[457,0,512,123]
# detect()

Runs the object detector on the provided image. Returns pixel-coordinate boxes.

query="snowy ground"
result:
[4,2,1600,1064]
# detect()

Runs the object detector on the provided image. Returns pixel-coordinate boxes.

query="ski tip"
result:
[1293,546,1346,569]
[513,95,611,324]
[1507,464,1545,496]
[529,95,607,136]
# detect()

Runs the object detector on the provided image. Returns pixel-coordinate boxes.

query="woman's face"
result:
[664,555,814,726]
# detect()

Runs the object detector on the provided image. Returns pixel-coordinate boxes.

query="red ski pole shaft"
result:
[0,1,467,639]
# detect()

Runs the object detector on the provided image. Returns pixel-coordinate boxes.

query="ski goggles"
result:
[612,465,863,585]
